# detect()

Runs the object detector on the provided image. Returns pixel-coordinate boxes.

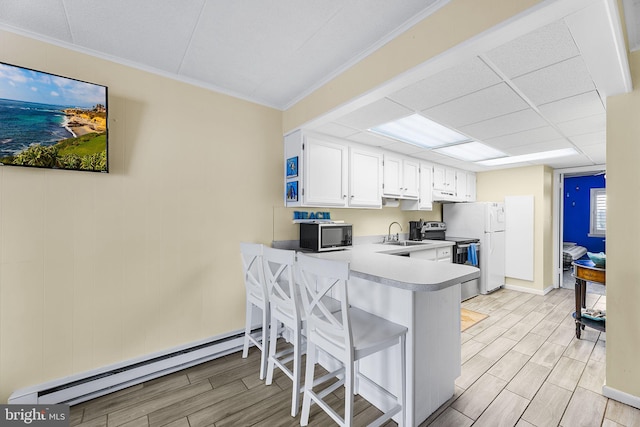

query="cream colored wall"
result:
[605,50,640,399]
[476,165,554,292]
[0,31,283,401]
[0,30,441,403]
[272,205,442,241]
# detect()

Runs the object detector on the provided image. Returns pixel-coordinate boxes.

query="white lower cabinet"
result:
[410,245,453,262]
[410,248,437,261]
[437,246,452,262]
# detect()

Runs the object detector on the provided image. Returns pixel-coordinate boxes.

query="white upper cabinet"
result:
[456,169,467,201]
[284,130,475,209]
[467,172,477,201]
[401,162,433,211]
[433,165,457,200]
[465,172,476,202]
[456,170,477,202]
[383,154,419,199]
[303,136,348,207]
[402,158,420,199]
[382,155,402,197]
[284,131,382,208]
[284,131,348,207]
[349,147,383,208]
[418,162,434,209]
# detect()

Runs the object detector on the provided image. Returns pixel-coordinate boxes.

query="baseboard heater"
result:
[9,328,250,406]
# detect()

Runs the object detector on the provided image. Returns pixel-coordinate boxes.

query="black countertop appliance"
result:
[409,220,423,241]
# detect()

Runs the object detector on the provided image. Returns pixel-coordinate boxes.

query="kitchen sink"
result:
[383,240,432,246]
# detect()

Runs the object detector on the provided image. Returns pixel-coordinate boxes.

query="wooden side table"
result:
[572,260,606,339]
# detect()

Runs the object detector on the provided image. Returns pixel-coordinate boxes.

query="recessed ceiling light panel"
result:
[476,148,578,166]
[369,114,470,148]
[434,141,505,162]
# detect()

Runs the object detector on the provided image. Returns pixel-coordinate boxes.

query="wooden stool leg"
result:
[574,277,582,339]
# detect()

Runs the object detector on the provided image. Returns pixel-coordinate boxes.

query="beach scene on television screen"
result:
[0,62,107,172]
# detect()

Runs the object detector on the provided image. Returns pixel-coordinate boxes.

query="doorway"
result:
[553,165,606,291]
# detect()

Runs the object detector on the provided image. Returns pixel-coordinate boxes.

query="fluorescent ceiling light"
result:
[369,114,470,148]
[476,148,578,166]
[434,141,505,162]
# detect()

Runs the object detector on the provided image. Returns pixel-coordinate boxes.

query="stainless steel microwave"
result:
[299,223,353,252]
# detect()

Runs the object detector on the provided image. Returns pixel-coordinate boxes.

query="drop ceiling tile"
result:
[313,122,360,138]
[388,56,502,111]
[180,1,318,101]
[504,139,572,156]
[423,83,528,128]
[255,0,443,107]
[346,131,397,147]
[537,91,605,124]
[336,98,412,129]
[411,151,454,163]
[581,144,606,163]
[429,157,470,168]
[543,154,595,169]
[485,20,580,78]
[459,109,548,141]
[569,131,606,148]
[0,0,71,41]
[484,126,563,150]
[182,0,443,107]
[556,114,606,137]
[463,164,491,172]
[512,56,595,106]
[67,0,206,73]
[382,141,426,155]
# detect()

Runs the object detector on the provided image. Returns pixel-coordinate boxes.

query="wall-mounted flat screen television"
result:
[0,61,108,172]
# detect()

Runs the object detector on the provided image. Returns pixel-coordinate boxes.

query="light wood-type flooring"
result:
[70,286,640,427]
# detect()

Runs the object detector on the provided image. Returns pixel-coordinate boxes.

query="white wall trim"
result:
[603,385,640,410]
[503,283,554,295]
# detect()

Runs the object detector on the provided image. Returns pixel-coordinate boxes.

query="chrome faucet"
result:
[387,221,402,242]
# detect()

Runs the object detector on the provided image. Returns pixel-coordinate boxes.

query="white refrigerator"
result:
[443,202,506,294]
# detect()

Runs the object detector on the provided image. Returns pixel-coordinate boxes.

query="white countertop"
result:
[349,239,454,256]
[310,241,480,292]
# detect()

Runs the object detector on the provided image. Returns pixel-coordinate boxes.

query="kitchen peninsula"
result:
[312,243,480,426]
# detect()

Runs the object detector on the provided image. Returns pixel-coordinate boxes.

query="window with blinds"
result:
[589,188,606,236]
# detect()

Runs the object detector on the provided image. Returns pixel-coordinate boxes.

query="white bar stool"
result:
[263,246,304,417]
[239,242,269,380]
[296,253,407,427]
